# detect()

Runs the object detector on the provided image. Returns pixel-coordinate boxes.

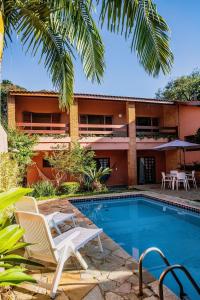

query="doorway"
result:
[137,157,156,184]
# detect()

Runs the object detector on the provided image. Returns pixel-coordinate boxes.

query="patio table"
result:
[167,172,190,190]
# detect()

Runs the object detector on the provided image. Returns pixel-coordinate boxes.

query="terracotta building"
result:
[7,91,200,186]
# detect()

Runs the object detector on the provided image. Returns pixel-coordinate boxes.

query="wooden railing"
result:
[79,124,128,137]
[17,122,69,134]
[136,126,178,138]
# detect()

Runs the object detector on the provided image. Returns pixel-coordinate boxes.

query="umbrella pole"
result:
[183,148,186,171]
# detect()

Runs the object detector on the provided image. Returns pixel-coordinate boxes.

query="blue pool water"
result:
[74,196,200,299]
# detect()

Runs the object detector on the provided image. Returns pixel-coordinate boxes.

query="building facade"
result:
[7,91,200,186]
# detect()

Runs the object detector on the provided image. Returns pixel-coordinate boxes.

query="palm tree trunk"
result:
[0,10,4,122]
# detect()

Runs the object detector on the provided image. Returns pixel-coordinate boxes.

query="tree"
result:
[0,80,26,125]
[0,0,173,113]
[156,70,200,101]
[7,129,37,182]
[47,143,96,184]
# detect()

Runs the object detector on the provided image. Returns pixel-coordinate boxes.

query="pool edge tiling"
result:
[69,191,200,216]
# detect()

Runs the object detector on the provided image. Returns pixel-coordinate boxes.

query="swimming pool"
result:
[73,195,200,299]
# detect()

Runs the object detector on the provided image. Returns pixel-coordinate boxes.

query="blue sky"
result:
[3,0,200,98]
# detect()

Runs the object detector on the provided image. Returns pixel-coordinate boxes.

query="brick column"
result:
[126,102,137,187]
[69,100,79,142]
[7,95,16,129]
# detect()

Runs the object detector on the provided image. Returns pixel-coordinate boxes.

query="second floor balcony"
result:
[79,123,128,137]
[136,126,178,140]
[16,122,69,135]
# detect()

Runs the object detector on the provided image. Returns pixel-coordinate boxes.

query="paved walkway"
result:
[135,184,200,203]
[13,197,178,300]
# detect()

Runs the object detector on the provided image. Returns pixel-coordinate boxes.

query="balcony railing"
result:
[79,124,128,137]
[136,126,178,139]
[17,122,69,134]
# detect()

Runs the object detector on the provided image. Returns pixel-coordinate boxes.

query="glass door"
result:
[137,157,156,184]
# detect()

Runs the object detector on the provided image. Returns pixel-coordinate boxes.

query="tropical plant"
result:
[156,69,200,101]
[47,143,96,184]
[8,129,37,182]
[59,181,80,195]
[0,153,19,191]
[0,188,41,287]
[30,181,57,198]
[0,80,26,126]
[84,167,111,191]
[98,0,173,76]
[0,0,173,114]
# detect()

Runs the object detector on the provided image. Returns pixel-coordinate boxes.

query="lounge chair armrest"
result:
[54,231,80,251]
[45,212,59,223]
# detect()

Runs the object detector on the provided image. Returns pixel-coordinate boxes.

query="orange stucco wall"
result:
[27,150,128,186]
[136,103,163,118]
[95,150,128,186]
[15,96,69,124]
[27,152,56,186]
[135,102,178,128]
[179,104,200,164]
[78,99,126,125]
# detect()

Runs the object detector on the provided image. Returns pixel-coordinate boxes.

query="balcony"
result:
[78,124,129,150]
[17,122,69,135]
[79,124,128,137]
[136,126,178,139]
[136,126,178,150]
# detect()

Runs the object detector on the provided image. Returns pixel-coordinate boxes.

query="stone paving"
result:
[135,184,200,203]
[13,194,180,300]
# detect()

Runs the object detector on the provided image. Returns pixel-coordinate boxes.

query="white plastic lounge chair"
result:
[15,211,103,298]
[15,196,76,234]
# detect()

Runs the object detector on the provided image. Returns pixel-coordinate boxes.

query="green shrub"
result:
[59,182,80,194]
[0,153,19,191]
[30,181,57,198]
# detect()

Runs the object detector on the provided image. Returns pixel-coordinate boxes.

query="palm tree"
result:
[0,0,173,111]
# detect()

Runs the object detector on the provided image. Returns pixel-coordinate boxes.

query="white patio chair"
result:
[186,170,197,189]
[15,196,76,235]
[15,211,103,298]
[170,170,178,175]
[169,170,178,190]
[161,172,172,189]
[176,172,190,191]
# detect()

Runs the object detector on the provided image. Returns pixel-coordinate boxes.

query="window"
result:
[95,158,110,169]
[136,117,159,132]
[80,115,112,125]
[23,112,61,124]
[22,112,61,130]
[43,159,52,168]
[80,114,112,132]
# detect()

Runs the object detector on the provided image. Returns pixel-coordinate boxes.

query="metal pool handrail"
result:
[138,247,186,299]
[159,264,200,300]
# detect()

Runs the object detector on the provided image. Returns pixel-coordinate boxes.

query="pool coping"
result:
[44,190,200,215]
[38,190,200,214]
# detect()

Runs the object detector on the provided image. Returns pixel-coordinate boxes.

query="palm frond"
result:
[13,1,74,108]
[51,0,105,83]
[98,0,173,76]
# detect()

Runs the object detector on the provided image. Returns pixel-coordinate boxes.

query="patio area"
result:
[13,196,178,300]
[135,184,200,203]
